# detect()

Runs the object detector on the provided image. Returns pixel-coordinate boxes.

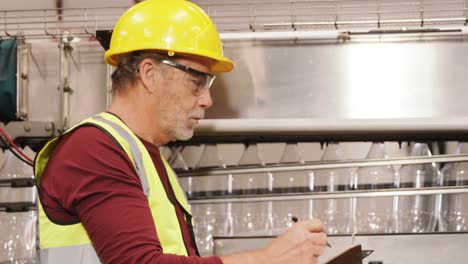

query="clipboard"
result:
[324,244,374,264]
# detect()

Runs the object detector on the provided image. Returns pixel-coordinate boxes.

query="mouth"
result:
[188,111,205,126]
[189,117,201,126]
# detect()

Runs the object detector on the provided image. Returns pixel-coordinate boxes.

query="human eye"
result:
[184,76,199,94]
[191,77,203,86]
[186,72,208,95]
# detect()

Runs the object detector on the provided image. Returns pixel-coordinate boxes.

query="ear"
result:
[138,58,159,93]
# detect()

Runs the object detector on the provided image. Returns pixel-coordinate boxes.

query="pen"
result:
[291,216,332,248]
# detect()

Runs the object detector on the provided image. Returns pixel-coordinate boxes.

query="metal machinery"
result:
[1,1,468,263]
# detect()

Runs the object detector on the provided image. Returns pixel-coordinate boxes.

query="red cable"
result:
[0,127,34,164]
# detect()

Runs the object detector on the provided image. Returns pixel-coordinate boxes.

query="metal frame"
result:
[0,178,35,188]
[0,1,466,39]
[182,154,468,205]
[0,202,36,212]
[0,7,127,39]
[177,154,468,177]
[58,38,73,133]
[16,36,29,120]
[189,186,468,204]
[175,148,467,210]
[0,121,54,148]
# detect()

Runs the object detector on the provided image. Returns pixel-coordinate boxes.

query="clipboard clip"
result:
[362,249,374,259]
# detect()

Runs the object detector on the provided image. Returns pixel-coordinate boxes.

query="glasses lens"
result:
[187,72,214,96]
[155,57,215,96]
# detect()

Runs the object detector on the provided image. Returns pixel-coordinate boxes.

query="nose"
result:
[198,89,213,110]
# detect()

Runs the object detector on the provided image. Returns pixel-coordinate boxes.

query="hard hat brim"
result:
[105,49,234,73]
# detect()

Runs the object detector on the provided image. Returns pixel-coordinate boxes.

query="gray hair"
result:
[111,51,174,92]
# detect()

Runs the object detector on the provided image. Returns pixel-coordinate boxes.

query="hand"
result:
[260,219,328,264]
[219,219,328,264]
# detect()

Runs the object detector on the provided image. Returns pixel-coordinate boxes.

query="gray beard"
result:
[174,126,195,141]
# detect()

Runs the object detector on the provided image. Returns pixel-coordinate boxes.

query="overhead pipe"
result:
[195,118,468,136]
[220,30,341,41]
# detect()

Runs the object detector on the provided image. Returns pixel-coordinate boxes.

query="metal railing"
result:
[189,186,468,204]
[177,154,468,177]
[0,0,467,39]
[176,152,468,205]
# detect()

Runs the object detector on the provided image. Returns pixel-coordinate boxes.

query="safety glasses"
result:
[132,55,215,96]
[159,59,215,96]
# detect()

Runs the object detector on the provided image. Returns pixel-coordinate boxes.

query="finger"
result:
[306,232,328,246]
[301,219,325,233]
[311,244,326,257]
[305,233,328,247]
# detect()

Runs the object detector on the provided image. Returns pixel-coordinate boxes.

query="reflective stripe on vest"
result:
[34,112,193,261]
[40,244,101,264]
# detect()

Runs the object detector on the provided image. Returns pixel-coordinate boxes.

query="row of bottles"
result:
[0,148,37,263]
[356,142,440,234]
[440,143,468,232]
[178,143,449,197]
[186,142,468,255]
[0,211,37,263]
[1,143,466,258]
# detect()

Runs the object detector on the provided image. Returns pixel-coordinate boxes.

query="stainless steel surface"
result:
[18,36,468,136]
[12,37,467,142]
[178,154,468,177]
[189,186,468,204]
[213,233,468,264]
[2,11,468,131]
[207,36,468,120]
[23,40,107,131]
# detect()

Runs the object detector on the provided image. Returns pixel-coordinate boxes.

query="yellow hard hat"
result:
[105,0,234,73]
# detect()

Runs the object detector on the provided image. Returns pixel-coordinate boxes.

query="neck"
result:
[108,87,171,146]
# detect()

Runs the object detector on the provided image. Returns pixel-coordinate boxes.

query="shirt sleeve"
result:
[39,126,223,264]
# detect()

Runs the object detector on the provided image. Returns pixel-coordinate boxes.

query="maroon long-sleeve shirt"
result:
[38,125,222,264]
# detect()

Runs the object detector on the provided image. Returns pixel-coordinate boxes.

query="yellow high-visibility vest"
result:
[34,112,194,263]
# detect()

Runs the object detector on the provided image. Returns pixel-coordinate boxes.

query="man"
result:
[34,0,328,263]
